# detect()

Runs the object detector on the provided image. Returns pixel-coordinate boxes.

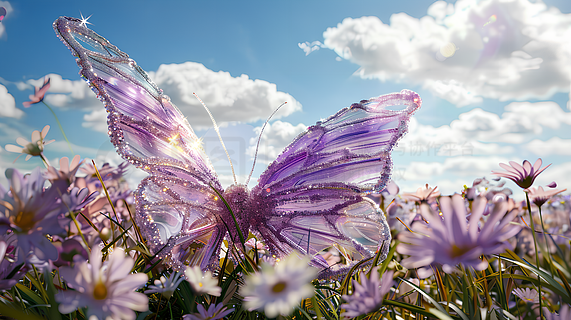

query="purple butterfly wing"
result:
[253,90,421,277]
[54,17,225,270]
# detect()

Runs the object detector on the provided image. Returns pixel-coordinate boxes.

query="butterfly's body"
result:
[55,16,421,278]
[221,184,256,241]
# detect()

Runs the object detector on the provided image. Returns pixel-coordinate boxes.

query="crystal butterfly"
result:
[54,16,421,278]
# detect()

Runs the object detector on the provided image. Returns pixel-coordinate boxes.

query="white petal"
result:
[41,125,50,139]
[31,130,41,143]
[4,144,23,153]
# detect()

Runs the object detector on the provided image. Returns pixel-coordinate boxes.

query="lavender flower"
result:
[52,237,89,267]
[340,268,394,318]
[397,195,521,275]
[46,155,84,188]
[528,186,567,207]
[465,177,512,201]
[79,161,129,187]
[492,158,550,189]
[183,303,234,320]
[401,184,440,203]
[0,233,26,290]
[0,168,66,261]
[543,304,570,320]
[386,197,417,233]
[61,187,99,213]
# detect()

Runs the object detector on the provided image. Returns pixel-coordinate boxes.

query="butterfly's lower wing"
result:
[136,176,226,270]
[254,90,421,277]
[54,17,225,269]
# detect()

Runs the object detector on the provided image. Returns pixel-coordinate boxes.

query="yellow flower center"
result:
[271,281,287,293]
[13,211,36,232]
[199,282,203,288]
[93,281,108,300]
[450,245,471,258]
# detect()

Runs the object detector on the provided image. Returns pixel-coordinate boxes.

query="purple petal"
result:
[522,160,532,176]
[508,161,525,175]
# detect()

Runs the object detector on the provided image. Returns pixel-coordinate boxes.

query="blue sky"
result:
[1,0,571,196]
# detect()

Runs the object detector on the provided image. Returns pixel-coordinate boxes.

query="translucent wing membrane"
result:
[136,176,225,270]
[54,17,223,269]
[258,90,420,193]
[54,17,220,190]
[253,90,421,277]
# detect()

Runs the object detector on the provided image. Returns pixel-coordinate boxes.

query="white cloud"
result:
[148,62,302,129]
[218,174,251,189]
[46,140,106,160]
[435,141,514,157]
[422,79,482,107]
[0,84,23,118]
[247,120,307,164]
[0,123,24,141]
[321,0,571,106]
[400,155,511,194]
[525,137,571,156]
[298,41,324,56]
[82,109,108,133]
[24,62,302,133]
[397,101,571,156]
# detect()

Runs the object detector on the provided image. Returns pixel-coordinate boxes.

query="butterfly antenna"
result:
[245,102,288,186]
[193,92,237,185]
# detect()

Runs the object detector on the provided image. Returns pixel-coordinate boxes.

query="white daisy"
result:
[145,271,184,299]
[4,125,54,162]
[512,287,540,304]
[240,253,317,318]
[56,248,148,320]
[184,266,221,296]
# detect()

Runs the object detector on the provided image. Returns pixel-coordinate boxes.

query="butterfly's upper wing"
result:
[54,17,225,270]
[253,90,421,277]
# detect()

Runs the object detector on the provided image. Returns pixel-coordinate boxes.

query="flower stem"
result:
[39,153,50,168]
[41,101,74,155]
[537,206,557,278]
[525,192,543,320]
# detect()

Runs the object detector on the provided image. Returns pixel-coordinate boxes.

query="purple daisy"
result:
[0,232,27,290]
[340,268,394,318]
[183,303,234,320]
[528,186,567,208]
[543,304,570,320]
[0,168,67,261]
[397,194,521,275]
[492,158,550,189]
